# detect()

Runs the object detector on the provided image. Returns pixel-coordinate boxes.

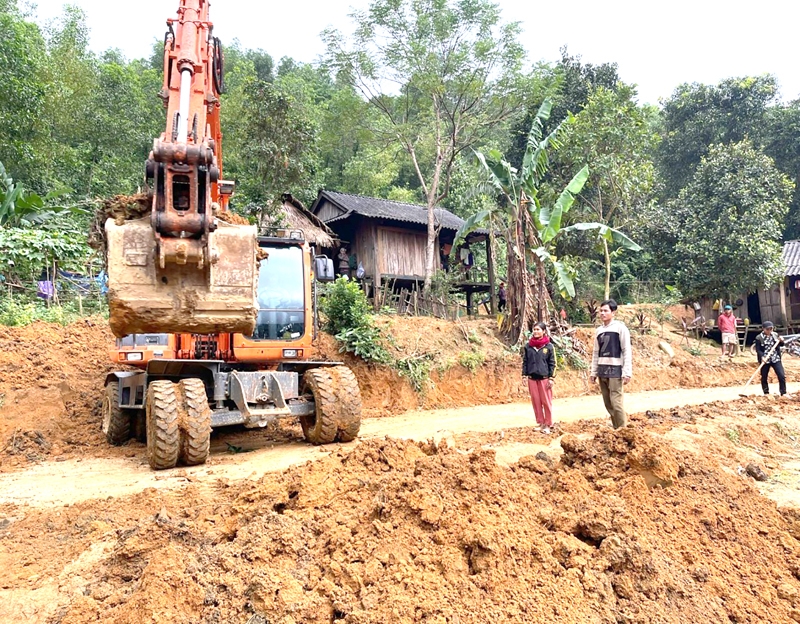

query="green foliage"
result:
[320,277,373,335]
[467,330,483,346]
[658,76,778,198]
[725,428,741,445]
[507,50,621,168]
[0,225,93,282]
[457,349,485,373]
[224,67,325,212]
[684,344,704,357]
[558,85,658,298]
[0,295,105,327]
[335,325,392,364]
[394,354,435,394]
[550,334,588,370]
[321,277,390,364]
[326,0,526,285]
[665,141,792,298]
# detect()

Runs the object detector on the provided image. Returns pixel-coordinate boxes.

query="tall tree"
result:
[0,1,49,189]
[764,100,800,239]
[559,85,658,298]
[222,62,326,214]
[325,0,525,289]
[664,140,792,299]
[657,75,778,198]
[506,50,621,169]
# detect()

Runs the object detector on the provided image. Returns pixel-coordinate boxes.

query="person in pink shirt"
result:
[717,304,738,358]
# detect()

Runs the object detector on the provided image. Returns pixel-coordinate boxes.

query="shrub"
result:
[458,349,485,373]
[395,354,434,394]
[321,277,391,365]
[335,325,391,365]
[320,277,373,336]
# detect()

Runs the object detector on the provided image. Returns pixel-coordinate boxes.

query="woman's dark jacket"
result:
[523,343,556,379]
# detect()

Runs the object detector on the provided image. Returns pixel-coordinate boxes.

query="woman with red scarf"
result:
[522,322,556,433]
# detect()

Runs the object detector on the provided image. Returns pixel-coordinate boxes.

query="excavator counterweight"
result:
[105,0,257,338]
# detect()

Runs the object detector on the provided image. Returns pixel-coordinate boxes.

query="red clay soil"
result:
[0,317,761,471]
[3,427,800,623]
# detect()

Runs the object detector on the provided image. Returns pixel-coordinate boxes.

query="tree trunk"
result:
[503,205,553,344]
[487,225,497,315]
[423,197,437,292]
[603,237,611,301]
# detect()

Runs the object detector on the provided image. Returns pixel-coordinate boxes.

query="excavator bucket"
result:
[105,217,258,338]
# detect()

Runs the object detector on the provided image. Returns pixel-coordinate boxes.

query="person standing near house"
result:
[754,321,787,396]
[717,304,738,358]
[498,282,507,312]
[337,247,350,277]
[523,322,556,434]
[590,299,632,429]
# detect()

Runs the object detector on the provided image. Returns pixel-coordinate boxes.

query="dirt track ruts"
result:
[2,382,797,508]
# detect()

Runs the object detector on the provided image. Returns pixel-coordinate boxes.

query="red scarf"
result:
[528,334,550,349]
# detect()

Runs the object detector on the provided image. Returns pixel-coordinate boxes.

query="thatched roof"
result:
[267,194,337,248]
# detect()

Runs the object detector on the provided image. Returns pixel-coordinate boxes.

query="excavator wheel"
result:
[178,378,212,466]
[102,381,131,445]
[145,380,180,470]
[329,366,362,442]
[301,368,339,445]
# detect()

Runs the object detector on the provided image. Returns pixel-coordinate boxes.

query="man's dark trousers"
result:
[761,360,787,395]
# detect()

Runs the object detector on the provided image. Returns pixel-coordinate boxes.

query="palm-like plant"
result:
[455,99,640,344]
[0,161,70,228]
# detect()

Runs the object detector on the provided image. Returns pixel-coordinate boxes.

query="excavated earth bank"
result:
[3,428,800,623]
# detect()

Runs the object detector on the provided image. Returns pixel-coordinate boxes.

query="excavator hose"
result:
[212,37,225,95]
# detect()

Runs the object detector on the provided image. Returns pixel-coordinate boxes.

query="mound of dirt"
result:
[5,427,800,623]
[0,318,117,469]
[0,315,773,471]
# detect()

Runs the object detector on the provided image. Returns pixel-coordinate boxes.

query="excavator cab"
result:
[105,0,258,338]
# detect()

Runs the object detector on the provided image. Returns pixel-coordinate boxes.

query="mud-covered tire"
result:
[145,380,180,470]
[329,366,362,442]
[178,378,211,466]
[301,368,339,445]
[102,381,131,445]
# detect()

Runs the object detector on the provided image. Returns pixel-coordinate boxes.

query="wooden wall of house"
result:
[354,222,378,279]
[316,200,344,223]
[758,283,787,325]
[351,223,442,281]
[378,226,431,277]
[787,276,800,323]
[697,294,748,325]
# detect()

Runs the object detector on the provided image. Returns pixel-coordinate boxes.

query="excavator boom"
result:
[105,0,257,338]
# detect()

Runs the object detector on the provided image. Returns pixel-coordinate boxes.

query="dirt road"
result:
[2,381,797,509]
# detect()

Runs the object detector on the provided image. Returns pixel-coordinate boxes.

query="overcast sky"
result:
[24,0,800,105]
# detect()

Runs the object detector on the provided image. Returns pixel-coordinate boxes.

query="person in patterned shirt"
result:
[754,321,786,396]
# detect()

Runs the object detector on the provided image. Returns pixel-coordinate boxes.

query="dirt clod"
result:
[746,462,769,481]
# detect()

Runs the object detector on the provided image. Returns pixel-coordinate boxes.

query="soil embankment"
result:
[3,318,800,622]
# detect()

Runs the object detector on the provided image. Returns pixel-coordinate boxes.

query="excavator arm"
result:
[105,0,258,338]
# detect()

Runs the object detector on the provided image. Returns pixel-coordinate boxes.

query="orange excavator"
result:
[102,0,361,470]
[105,0,257,338]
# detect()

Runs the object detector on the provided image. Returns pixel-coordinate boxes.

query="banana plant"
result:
[0,161,71,228]
[455,99,640,342]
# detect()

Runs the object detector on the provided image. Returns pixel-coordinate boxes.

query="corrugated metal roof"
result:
[313,190,470,233]
[784,240,800,276]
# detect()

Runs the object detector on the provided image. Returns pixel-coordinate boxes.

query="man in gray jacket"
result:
[589,299,632,428]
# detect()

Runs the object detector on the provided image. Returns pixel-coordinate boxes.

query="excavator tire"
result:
[301,368,339,445]
[178,378,212,466]
[329,366,362,442]
[102,381,131,445]
[146,380,180,470]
